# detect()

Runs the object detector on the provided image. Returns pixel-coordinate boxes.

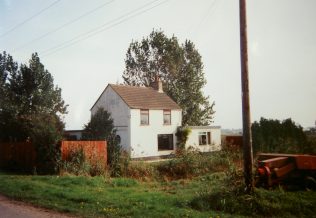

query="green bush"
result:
[107,132,123,177]
[175,127,191,150]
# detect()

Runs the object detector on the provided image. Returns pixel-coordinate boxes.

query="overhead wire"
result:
[0,0,62,38]
[198,0,218,28]
[188,0,218,35]
[12,0,116,52]
[41,0,169,57]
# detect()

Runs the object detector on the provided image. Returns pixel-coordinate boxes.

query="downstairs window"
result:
[158,134,174,151]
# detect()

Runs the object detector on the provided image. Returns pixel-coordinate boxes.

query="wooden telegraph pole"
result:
[239,0,254,191]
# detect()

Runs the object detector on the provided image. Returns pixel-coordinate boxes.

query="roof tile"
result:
[109,84,181,110]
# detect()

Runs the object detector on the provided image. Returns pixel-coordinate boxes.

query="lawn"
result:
[0,172,234,218]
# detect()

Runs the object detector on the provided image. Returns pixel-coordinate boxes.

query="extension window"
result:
[198,132,211,145]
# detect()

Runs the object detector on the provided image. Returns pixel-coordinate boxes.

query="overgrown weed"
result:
[59,148,106,176]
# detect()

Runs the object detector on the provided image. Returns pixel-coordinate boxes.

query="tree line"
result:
[252,117,315,154]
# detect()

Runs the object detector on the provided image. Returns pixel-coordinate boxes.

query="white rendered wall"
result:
[91,86,131,151]
[186,127,221,152]
[130,109,182,158]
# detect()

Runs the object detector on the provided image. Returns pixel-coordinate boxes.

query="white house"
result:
[90,81,182,158]
[91,80,221,158]
[186,126,221,152]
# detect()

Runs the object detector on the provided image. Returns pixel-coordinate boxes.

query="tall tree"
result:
[0,52,20,140]
[9,53,67,117]
[0,51,67,173]
[122,30,215,126]
[82,108,115,140]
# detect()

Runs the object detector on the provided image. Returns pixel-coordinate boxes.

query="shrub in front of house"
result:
[175,127,192,151]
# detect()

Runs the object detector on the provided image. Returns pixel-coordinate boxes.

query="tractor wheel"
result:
[304,176,316,190]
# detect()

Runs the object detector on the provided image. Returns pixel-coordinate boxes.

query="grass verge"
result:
[0,149,315,218]
[0,172,230,218]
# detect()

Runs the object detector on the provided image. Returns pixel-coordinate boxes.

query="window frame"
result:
[163,109,171,125]
[198,131,211,146]
[140,109,149,125]
[158,134,174,151]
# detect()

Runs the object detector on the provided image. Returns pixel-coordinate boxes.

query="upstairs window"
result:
[163,110,171,125]
[140,109,149,125]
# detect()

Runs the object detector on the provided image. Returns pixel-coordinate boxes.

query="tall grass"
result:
[190,182,316,217]
[59,148,106,176]
[121,147,243,181]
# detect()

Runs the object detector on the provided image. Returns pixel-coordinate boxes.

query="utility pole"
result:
[239,0,254,191]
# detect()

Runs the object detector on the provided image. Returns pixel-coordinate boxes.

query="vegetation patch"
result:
[155,148,242,180]
[190,170,316,218]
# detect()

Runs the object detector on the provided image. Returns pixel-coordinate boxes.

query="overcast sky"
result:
[1,0,315,130]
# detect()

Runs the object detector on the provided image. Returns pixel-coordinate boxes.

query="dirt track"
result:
[0,195,74,218]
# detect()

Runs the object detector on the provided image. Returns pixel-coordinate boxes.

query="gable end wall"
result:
[91,86,131,151]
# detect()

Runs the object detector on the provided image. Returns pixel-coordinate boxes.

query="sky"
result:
[1,0,315,130]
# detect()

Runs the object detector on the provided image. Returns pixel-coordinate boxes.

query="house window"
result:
[140,109,149,125]
[199,132,211,145]
[163,110,171,125]
[158,134,174,150]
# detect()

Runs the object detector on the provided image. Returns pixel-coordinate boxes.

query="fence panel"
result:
[61,140,107,167]
[0,142,36,171]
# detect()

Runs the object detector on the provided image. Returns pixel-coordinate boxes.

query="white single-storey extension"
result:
[186,126,221,152]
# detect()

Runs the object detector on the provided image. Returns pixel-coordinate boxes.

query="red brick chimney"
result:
[151,75,163,93]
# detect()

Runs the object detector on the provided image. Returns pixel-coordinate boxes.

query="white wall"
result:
[91,86,131,151]
[186,127,221,152]
[130,109,182,158]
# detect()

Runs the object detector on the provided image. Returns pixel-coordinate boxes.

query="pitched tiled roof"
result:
[109,84,181,110]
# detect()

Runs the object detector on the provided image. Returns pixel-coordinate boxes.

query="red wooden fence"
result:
[224,135,243,149]
[61,141,107,167]
[0,142,36,171]
[0,140,107,172]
